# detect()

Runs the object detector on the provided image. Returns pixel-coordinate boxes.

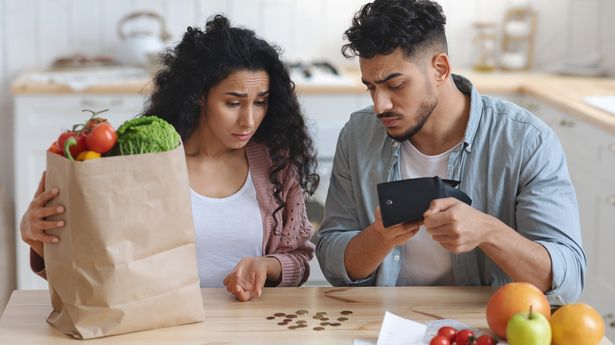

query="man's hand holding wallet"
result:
[377,176,472,228]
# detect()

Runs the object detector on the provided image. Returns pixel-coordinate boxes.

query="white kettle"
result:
[115,11,171,67]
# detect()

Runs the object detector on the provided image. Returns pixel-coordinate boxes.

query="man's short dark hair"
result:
[342,0,447,59]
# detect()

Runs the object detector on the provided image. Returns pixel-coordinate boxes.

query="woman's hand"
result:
[223,256,281,302]
[19,172,65,258]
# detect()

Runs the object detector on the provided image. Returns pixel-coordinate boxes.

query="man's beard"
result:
[383,96,438,142]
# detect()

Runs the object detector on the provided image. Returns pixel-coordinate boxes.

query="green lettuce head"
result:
[116,116,180,155]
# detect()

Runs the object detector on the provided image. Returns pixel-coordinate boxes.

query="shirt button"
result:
[393,254,400,261]
[392,141,399,148]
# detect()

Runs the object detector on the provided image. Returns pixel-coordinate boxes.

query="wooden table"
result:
[0,287,612,344]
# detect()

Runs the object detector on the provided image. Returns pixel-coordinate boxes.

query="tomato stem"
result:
[82,109,109,119]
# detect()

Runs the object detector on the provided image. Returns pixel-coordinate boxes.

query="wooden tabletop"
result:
[0,287,612,344]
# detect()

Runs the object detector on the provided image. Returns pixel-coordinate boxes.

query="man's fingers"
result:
[423,197,458,217]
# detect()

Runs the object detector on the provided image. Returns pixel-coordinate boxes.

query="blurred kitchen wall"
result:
[0,0,613,305]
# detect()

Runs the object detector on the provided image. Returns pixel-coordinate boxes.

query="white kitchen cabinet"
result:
[493,93,615,338]
[13,94,146,290]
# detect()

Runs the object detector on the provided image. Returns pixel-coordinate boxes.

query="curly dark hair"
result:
[341,0,447,59]
[144,15,319,214]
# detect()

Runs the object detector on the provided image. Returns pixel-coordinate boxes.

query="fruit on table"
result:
[506,305,551,345]
[437,326,457,342]
[550,303,605,345]
[486,282,551,338]
[429,334,451,345]
[454,329,475,345]
[475,334,496,345]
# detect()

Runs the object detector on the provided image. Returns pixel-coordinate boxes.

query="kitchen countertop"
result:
[11,69,615,134]
[1,286,612,345]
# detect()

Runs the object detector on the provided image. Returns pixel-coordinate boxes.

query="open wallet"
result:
[376,176,472,228]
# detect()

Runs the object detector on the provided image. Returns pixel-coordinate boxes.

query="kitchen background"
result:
[1,0,614,314]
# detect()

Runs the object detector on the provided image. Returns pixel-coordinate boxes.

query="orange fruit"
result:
[486,282,551,338]
[550,303,604,345]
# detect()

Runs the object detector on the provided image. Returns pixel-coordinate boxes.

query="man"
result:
[314,0,585,304]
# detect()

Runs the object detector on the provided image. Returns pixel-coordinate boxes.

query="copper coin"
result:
[297,324,308,328]
[283,318,292,322]
[337,317,348,322]
[313,326,325,331]
[266,316,275,320]
[320,322,330,326]
[340,310,353,315]
[321,317,329,321]
[286,314,297,319]
[296,320,308,324]
[296,310,308,315]
[288,325,298,330]
[316,311,327,315]
[330,322,341,327]
[277,322,288,326]
[313,315,322,319]
[274,312,286,317]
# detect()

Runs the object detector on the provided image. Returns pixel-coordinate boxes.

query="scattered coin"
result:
[313,315,322,320]
[330,322,341,327]
[320,322,330,326]
[337,317,348,322]
[316,311,327,315]
[313,326,325,331]
[288,325,298,330]
[296,310,308,315]
[297,324,308,328]
[286,314,297,319]
[296,320,308,324]
[277,322,288,326]
[266,316,275,320]
[274,312,286,317]
[340,310,353,315]
[321,317,330,321]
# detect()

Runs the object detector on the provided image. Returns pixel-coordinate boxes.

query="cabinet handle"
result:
[608,195,615,206]
[559,119,575,127]
[80,98,124,108]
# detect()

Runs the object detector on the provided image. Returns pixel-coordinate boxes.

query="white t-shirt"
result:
[191,172,264,288]
[396,141,461,286]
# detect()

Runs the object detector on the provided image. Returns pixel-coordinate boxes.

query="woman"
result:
[20,15,319,302]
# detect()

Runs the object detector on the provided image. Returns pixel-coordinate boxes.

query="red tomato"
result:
[429,335,451,345]
[86,122,117,154]
[437,326,457,341]
[455,329,475,345]
[475,334,496,345]
[57,131,88,158]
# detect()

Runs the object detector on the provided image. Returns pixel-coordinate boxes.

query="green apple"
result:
[506,305,552,345]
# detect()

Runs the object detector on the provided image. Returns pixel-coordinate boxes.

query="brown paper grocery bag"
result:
[43,144,204,339]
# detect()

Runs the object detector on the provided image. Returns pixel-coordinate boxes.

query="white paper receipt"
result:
[376,311,427,345]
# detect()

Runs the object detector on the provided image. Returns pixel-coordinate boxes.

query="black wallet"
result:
[376,176,472,228]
